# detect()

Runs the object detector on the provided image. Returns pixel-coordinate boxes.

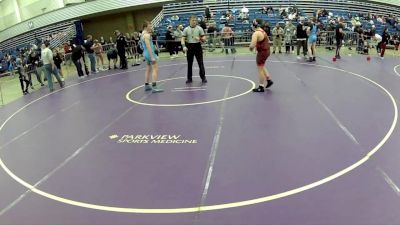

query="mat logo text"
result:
[115,134,198,144]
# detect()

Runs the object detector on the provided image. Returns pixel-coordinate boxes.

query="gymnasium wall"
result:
[82,7,161,40]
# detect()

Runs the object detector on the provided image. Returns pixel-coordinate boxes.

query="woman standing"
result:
[93,39,105,70]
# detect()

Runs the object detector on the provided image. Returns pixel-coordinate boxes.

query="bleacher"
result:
[0,20,77,56]
[155,0,399,46]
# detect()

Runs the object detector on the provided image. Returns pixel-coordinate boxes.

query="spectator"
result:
[207,23,217,52]
[71,44,85,78]
[115,30,128,69]
[392,33,399,50]
[205,5,211,21]
[272,23,284,53]
[108,37,114,44]
[16,58,30,95]
[281,9,288,19]
[171,15,179,21]
[241,5,249,14]
[53,48,64,80]
[131,32,142,66]
[174,25,184,55]
[165,25,177,59]
[82,35,97,74]
[27,50,44,87]
[100,36,106,45]
[41,40,64,91]
[221,23,234,54]
[266,6,274,14]
[107,45,118,70]
[284,20,296,53]
[199,17,207,30]
[296,17,308,60]
[380,27,390,59]
[93,39,105,70]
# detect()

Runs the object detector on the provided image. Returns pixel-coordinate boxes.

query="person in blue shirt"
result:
[141,21,163,93]
[307,17,318,62]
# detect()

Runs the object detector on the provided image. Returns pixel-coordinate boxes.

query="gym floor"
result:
[0,52,400,225]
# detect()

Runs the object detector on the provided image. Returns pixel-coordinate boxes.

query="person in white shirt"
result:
[42,40,64,91]
[241,5,249,14]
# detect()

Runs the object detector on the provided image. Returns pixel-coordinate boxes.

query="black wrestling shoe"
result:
[252,86,265,92]
[265,80,274,88]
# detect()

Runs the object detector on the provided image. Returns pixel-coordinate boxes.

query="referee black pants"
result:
[118,48,127,69]
[187,43,206,81]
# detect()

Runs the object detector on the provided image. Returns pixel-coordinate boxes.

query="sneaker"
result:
[151,86,164,93]
[41,83,45,86]
[297,56,302,60]
[144,84,152,91]
[202,78,208,83]
[186,79,193,84]
[252,86,265,92]
[265,80,274,88]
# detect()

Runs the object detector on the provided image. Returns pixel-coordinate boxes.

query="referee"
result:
[181,15,207,83]
[115,30,128,69]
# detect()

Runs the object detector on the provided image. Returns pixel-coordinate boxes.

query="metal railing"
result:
[151,9,165,29]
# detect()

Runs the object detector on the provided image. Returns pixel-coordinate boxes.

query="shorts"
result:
[144,51,158,65]
[256,49,270,66]
[107,51,118,60]
[308,35,317,44]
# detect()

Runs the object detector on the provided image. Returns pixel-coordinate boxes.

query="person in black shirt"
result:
[393,33,399,51]
[199,17,207,30]
[296,18,308,59]
[262,22,271,37]
[335,18,345,59]
[115,30,128,69]
[380,27,390,59]
[207,23,217,52]
[16,58,30,95]
[165,26,177,58]
[82,35,96,73]
[53,49,64,80]
[205,5,211,21]
[71,44,85,78]
[107,45,119,70]
[27,50,44,87]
